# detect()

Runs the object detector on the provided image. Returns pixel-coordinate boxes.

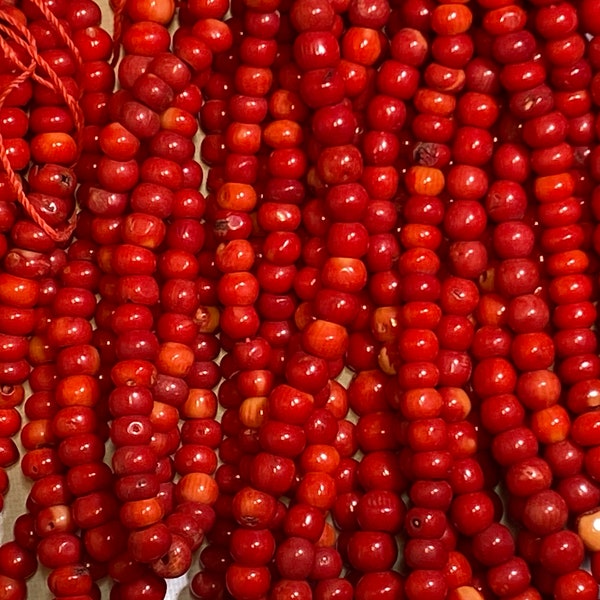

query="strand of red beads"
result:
[528,3,600,597]
[20,2,122,596]
[142,0,234,587]
[0,5,38,522]
[471,1,599,599]
[0,0,88,505]
[85,2,191,597]
[327,19,419,600]
[263,1,401,598]
[390,4,493,599]
[177,3,252,597]
[277,3,392,596]
[0,1,114,598]
[202,1,299,598]
[329,14,426,598]
[167,2,228,541]
[101,0,224,595]
[579,0,600,585]
[31,0,120,590]
[325,14,414,600]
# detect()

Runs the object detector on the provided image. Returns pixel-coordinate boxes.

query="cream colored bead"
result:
[577,509,600,551]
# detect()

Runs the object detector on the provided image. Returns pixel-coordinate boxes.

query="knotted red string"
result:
[0,6,85,243]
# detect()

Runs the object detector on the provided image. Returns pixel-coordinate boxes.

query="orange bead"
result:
[302,320,349,360]
[400,388,443,420]
[28,336,56,365]
[440,387,471,422]
[432,4,473,35]
[30,133,78,165]
[237,370,274,398]
[0,274,39,308]
[531,405,570,444]
[545,249,589,277]
[400,224,443,251]
[55,375,100,407]
[414,89,457,116]
[534,173,574,203]
[20,419,55,450]
[445,551,473,588]
[315,522,337,547]
[36,505,75,536]
[217,183,257,212]
[160,107,198,137]
[405,166,445,196]
[194,306,220,333]
[263,120,304,149]
[176,472,219,505]
[300,445,341,474]
[215,240,255,273]
[342,27,383,66]
[321,257,367,293]
[156,342,194,378]
[295,472,337,511]
[120,498,164,529]
[295,301,316,331]
[425,64,466,93]
[447,587,485,600]
[225,122,262,154]
[181,389,217,419]
[126,0,175,24]
[482,5,527,35]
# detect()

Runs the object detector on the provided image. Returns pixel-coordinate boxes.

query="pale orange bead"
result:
[447,587,485,600]
[36,505,75,536]
[127,0,175,24]
[577,508,600,551]
[239,396,268,429]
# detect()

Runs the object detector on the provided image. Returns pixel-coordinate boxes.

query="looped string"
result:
[0,9,83,243]
[110,0,126,67]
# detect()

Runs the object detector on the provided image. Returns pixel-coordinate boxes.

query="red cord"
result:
[0,9,84,243]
